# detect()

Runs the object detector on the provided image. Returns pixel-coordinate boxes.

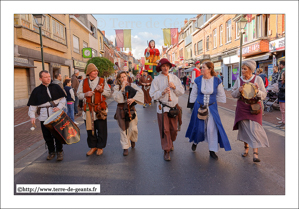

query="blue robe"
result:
[185,76,231,151]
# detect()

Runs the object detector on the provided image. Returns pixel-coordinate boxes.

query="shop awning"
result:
[14,62,37,68]
[277,56,285,63]
[243,53,271,62]
[184,67,195,73]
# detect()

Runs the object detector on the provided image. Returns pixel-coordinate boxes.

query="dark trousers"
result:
[40,121,63,153]
[84,119,108,148]
[74,96,79,114]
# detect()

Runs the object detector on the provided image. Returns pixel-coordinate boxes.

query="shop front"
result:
[223,52,239,89]
[14,57,37,107]
[73,59,87,78]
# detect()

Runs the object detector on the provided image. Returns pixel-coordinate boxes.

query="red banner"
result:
[115,30,124,48]
[247,14,252,23]
[171,28,178,45]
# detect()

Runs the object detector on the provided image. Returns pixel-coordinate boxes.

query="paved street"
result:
[14,90,285,195]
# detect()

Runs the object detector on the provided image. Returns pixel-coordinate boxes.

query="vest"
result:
[64,86,74,102]
[83,77,106,112]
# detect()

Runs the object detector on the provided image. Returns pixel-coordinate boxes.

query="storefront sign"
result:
[73,60,86,69]
[269,38,285,52]
[214,62,222,71]
[238,42,260,56]
[268,64,273,82]
[52,63,61,68]
[14,57,28,64]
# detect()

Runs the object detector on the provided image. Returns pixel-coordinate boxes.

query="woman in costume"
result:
[113,70,144,156]
[185,61,231,160]
[231,60,269,162]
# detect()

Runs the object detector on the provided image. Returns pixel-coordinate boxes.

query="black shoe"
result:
[253,152,261,162]
[47,152,55,160]
[209,151,218,160]
[191,143,197,151]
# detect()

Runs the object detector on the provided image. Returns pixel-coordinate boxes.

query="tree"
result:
[85,57,115,78]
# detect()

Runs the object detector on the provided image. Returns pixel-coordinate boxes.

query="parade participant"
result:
[28,70,66,161]
[77,63,111,156]
[231,60,269,162]
[187,61,201,110]
[144,40,160,78]
[113,70,144,156]
[149,58,185,161]
[185,62,231,160]
[139,70,153,108]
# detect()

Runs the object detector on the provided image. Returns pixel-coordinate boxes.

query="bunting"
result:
[163,28,171,46]
[163,28,178,46]
[115,29,131,51]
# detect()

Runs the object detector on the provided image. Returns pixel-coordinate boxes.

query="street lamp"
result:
[33,14,46,71]
[237,16,248,76]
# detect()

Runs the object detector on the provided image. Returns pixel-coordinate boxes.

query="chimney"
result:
[184,18,188,25]
[102,31,105,36]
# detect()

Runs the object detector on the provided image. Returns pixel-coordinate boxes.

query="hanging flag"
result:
[124,29,132,51]
[246,14,252,23]
[115,30,124,48]
[170,28,178,45]
[163,28,171,46]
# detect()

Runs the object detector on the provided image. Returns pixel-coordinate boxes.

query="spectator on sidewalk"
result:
[63,75,70,87]
[256,68,268,88]
[277,72,285,129]
[182,75,187,91]
[220,72,224,82]
[231,60,269,163]
[278,60,285,80]
[71,69,80,116]
[271,66,279,85]
[52,73,66,95]
[187,61,201,110]
[64,79,78,125]
[27,70,66,161]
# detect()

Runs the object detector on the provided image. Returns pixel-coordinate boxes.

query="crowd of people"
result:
[27,58,285,163]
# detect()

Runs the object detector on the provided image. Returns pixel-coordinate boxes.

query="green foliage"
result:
[85,57,115,78]
[133,69,139,76]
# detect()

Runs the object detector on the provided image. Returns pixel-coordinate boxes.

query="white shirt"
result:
[77,77,111,120]
[190,77,226,104]
[149,73,185,113]
[28,85,66,121]
[231,75,267,100]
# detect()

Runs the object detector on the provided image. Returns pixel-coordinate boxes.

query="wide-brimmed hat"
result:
[156,58,175,72]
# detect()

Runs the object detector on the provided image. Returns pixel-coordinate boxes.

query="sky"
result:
[93,14,197,59]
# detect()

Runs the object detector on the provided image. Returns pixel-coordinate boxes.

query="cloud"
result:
[138,32,161,40]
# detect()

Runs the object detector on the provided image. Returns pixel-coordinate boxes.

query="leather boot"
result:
[131,142,135,148]
[164,151,171,161]
[96,148,103,156]
[86,148,97,156]
[209,151,218,160]
[47,152,55,160]
[56,151,64,161]
[123,149,129,156]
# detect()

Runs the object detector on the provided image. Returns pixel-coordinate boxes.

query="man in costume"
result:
[149,58,185,161]
[28,70,66,161]
[187,61,201,110]
[77,63,111,156]
[113,70,144,156]
[139,70,153,108]
[144,40,160,79]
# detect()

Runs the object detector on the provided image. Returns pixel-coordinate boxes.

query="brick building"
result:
[162,14,285,89]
